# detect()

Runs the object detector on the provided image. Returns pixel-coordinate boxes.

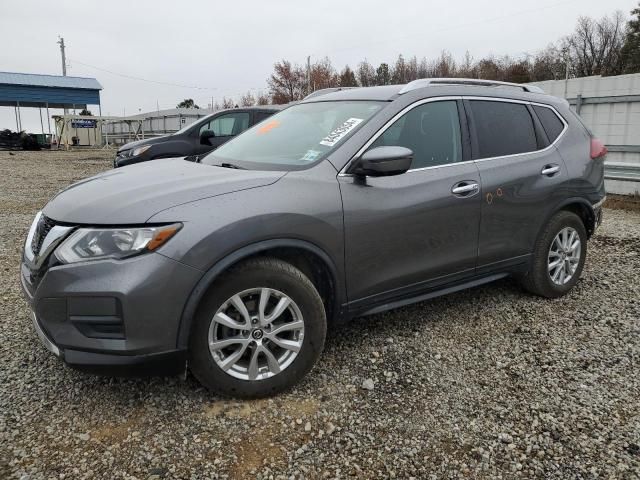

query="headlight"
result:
[54,224,181,264]
[132,145,151,156]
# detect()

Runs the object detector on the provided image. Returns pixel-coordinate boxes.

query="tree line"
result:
[179,4,640,109]
[265,6,640,104]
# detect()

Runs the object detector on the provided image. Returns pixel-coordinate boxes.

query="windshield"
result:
[172,114,214,136]
[201,101,383,170]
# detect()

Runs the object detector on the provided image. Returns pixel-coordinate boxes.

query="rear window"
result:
[533,105,565,142]
[469,100,537,159]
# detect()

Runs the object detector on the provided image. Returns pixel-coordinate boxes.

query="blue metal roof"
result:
[0,72,102,90]
[0,71,102,108]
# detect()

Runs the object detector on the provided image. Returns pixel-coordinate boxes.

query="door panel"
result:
[340,162,481,302]
[474,151,567,266]
[466,99,568,267]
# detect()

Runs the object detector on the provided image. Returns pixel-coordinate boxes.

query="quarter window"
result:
[533,105,565,143]
[199,112,250,137]
[469,100,537,159]
[369,100,462,169]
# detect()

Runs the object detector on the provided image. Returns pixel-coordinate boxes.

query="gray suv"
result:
[21,79,607,398]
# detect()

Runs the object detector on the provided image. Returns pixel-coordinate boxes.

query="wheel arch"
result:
[553,197,597,238]
[176,239,344,350]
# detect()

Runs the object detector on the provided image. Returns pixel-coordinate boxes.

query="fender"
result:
[175,238,344,349]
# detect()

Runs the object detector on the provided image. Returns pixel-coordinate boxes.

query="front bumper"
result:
[22,251,202,376]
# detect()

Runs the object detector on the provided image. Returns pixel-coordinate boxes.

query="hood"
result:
[117,136,170,153]
[43,159,286,224]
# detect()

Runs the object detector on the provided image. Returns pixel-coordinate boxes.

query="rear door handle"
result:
[451,181,479,196]
[541,164,560,176]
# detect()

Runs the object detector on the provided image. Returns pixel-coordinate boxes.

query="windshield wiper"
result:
[218,162,245,170]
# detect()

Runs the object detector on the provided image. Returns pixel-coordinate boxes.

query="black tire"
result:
[520,210,587,298]
[188,257,326,398]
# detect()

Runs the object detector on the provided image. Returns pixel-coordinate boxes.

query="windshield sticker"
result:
[301,150,321,162]
[319,118,363,147]
[257,119,281,135]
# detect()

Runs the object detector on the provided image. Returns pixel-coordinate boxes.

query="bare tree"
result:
[458,51,475,78]
[268,60,306,104]
[502,57,531,83]
[531,44,566,81]
[356,59,377,86]
[310,56,339,90]
[406,56,418,81]
[475,57,501,80]
[391,54,409,84]
[417,57,429,78]
[432,51,457,77]
[564,12,626,77]
[240,91,256,107]
[256,93,270,105]
[221,97,235,109]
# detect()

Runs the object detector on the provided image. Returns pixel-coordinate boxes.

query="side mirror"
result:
[353,146,413,177]
[200,130,216,145]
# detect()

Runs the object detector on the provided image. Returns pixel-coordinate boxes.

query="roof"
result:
[0,71,102,90]
[302,81,560,107]
[119,104,285,120]
[302,85,403,102]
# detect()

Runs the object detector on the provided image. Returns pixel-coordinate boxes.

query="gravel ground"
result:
[1,150,639,479]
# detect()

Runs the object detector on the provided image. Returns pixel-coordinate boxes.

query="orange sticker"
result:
[257,120,280,134]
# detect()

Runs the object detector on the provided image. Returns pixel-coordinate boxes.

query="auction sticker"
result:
[319,118,363,147]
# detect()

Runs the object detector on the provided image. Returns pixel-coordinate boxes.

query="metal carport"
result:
[0,71,102,135]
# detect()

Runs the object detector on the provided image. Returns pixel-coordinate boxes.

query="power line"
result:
[68,58,220,90]
[69,58,268,102]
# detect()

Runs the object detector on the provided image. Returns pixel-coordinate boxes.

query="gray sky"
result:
[0,0,635,132]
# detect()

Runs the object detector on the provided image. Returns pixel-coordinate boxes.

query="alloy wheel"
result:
[548,226,581,285]
[207,288,304,381]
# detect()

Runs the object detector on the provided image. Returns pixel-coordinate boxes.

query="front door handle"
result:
[452,181,479,196]
[541,164,560,176]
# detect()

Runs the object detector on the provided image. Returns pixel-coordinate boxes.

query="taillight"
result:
[590,138,607,159]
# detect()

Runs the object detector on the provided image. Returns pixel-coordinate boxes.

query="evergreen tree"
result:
[622,3,640,73]
[339,65,358,87]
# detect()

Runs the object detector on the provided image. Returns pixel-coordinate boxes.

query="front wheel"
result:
[520,211,587,298]
[188,258,326,398]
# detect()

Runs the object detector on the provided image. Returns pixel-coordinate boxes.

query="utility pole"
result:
[57,36,67,76]
[307,56,311,95]
[58,36,68,118]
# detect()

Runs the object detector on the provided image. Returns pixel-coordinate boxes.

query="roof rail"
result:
[398,78,545,94]
[303,87,357,100]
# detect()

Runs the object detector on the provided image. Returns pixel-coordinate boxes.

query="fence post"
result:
[576,94,583,115]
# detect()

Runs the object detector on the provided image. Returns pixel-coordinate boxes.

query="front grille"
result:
[30,215,56,255]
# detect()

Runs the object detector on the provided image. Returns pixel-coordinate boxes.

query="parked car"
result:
[22,79,607,398]
[113,106,283,167]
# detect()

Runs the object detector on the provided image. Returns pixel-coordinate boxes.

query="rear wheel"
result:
[520,211,587,298]
[188,258,326,398]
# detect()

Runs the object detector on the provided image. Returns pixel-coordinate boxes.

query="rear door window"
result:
[469,100,537,159]
[533,105,565,142]
[369,100,462,169]
[199,112,250,137]
[254,111,276,124]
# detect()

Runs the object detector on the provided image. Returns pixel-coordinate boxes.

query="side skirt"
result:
[353,273,509,318]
